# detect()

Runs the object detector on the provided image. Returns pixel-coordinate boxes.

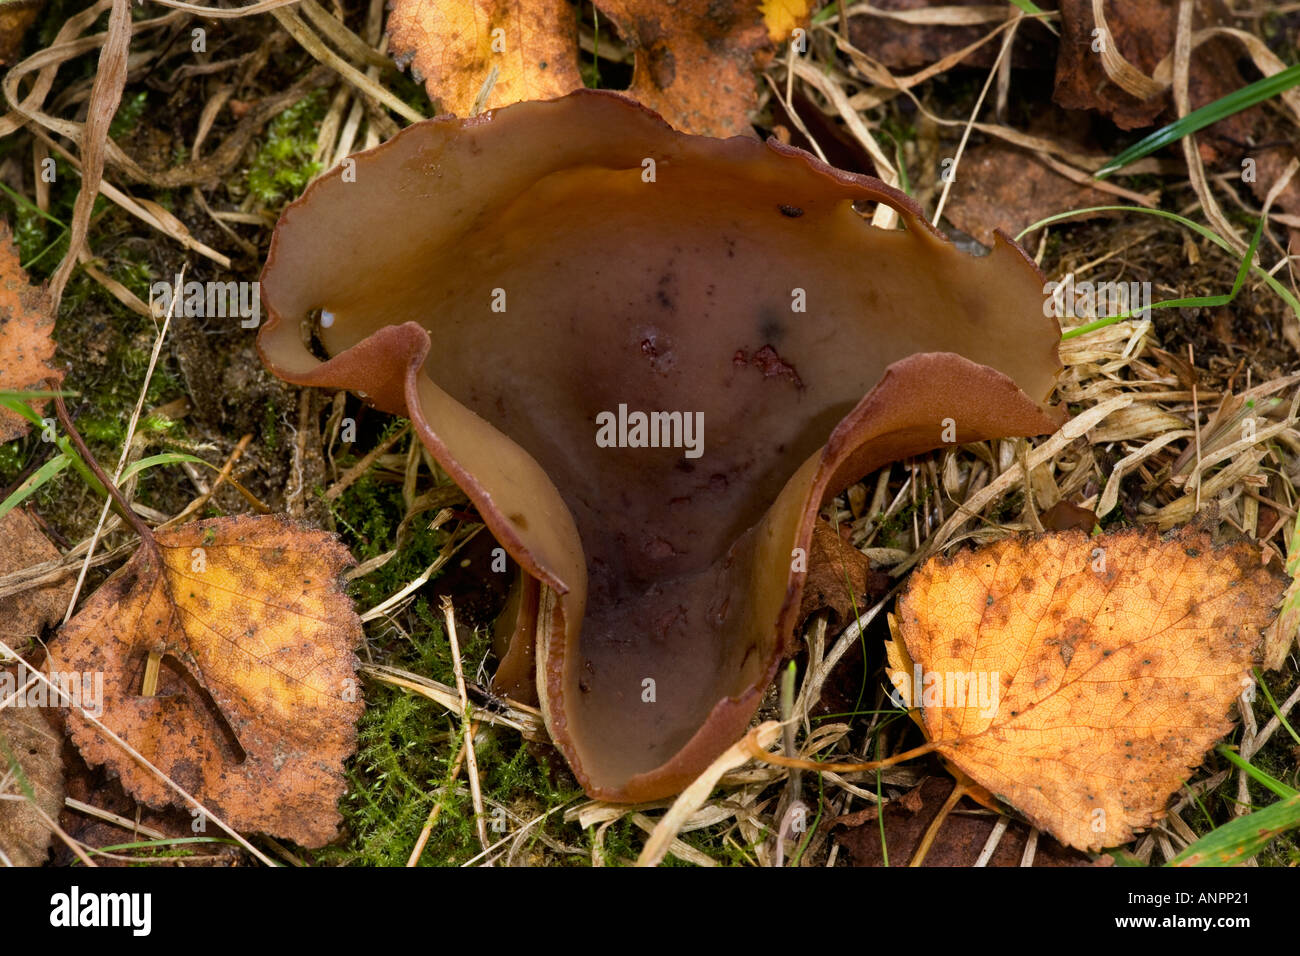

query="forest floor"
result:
[0,0,1298,867]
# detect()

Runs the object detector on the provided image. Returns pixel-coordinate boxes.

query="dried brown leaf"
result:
[0,509,73,657]
[944,144,1116,246]
[0,704,65,866]
[833,776,1096,866]
[798,520,891,629]
[48,515,364,848]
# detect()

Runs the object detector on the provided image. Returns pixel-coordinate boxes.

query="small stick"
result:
[407,730,472,866]
[974,815,1010,867]
[141,651,161,697]
[159,433,254,529]
[745,735,938,773]
[1189,343,1203,514]
[441,597,489,852]
[64,797,166,842]
[323,423,410,501]
[909,781,966,867]
[52,390,157,556]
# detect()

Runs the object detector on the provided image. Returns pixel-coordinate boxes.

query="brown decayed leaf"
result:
[48,515,364,848]
[943,144,1116,246]
[0,222,61,442]
[1052,0,1244,132]
[845,0,1055,73]
[1039,500,1098,534]
[596,0,772,136]
[1053,0,1172,128]
[0,704,65,866]
[890,525,1284,852]
[55,743,240,866]
[0,509,74,656]
[387,0,806,135]
[832,776,1096,867]
[797,520,891,629]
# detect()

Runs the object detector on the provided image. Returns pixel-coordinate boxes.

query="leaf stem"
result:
[745,734,938,773]
[52,388,156,552]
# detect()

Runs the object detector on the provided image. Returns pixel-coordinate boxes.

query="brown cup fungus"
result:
[258,90,1062,803]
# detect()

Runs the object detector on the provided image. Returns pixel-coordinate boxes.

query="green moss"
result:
[304,421,595,866]
[871,484,935,550]
[0,438,29,486]
[314,588,582,866]
[261,398,279,452]
[109,90,149,139]
[112,256,155,303]
[13,204,57,269]
[246,90,327,206]
[592,817,642,864]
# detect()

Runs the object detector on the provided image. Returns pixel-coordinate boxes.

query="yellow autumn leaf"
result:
[888,525,1285,852]
[48,515,364,848]
[760,0,810,43]
[387,0,582,117]
[387,0,793,136]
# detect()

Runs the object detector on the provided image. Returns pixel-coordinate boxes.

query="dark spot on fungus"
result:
[779,204,804,218]
[758,310,786,344]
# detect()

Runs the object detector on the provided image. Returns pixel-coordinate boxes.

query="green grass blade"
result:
[1057,216,1263,340]
[0,180,66,228]
[0,395,47,428]
[1216,744,1297,799]
[21,229,71,272]
[118,452,207,483]
[1016,205,1300,336]
[89,836,238,855]
[1168,792,1300,866]
[0,389,76,400]
[1097,63,1300,178]
[1007,0,1049,15]
[1254,670,1300,748]
[0,452,72,522]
